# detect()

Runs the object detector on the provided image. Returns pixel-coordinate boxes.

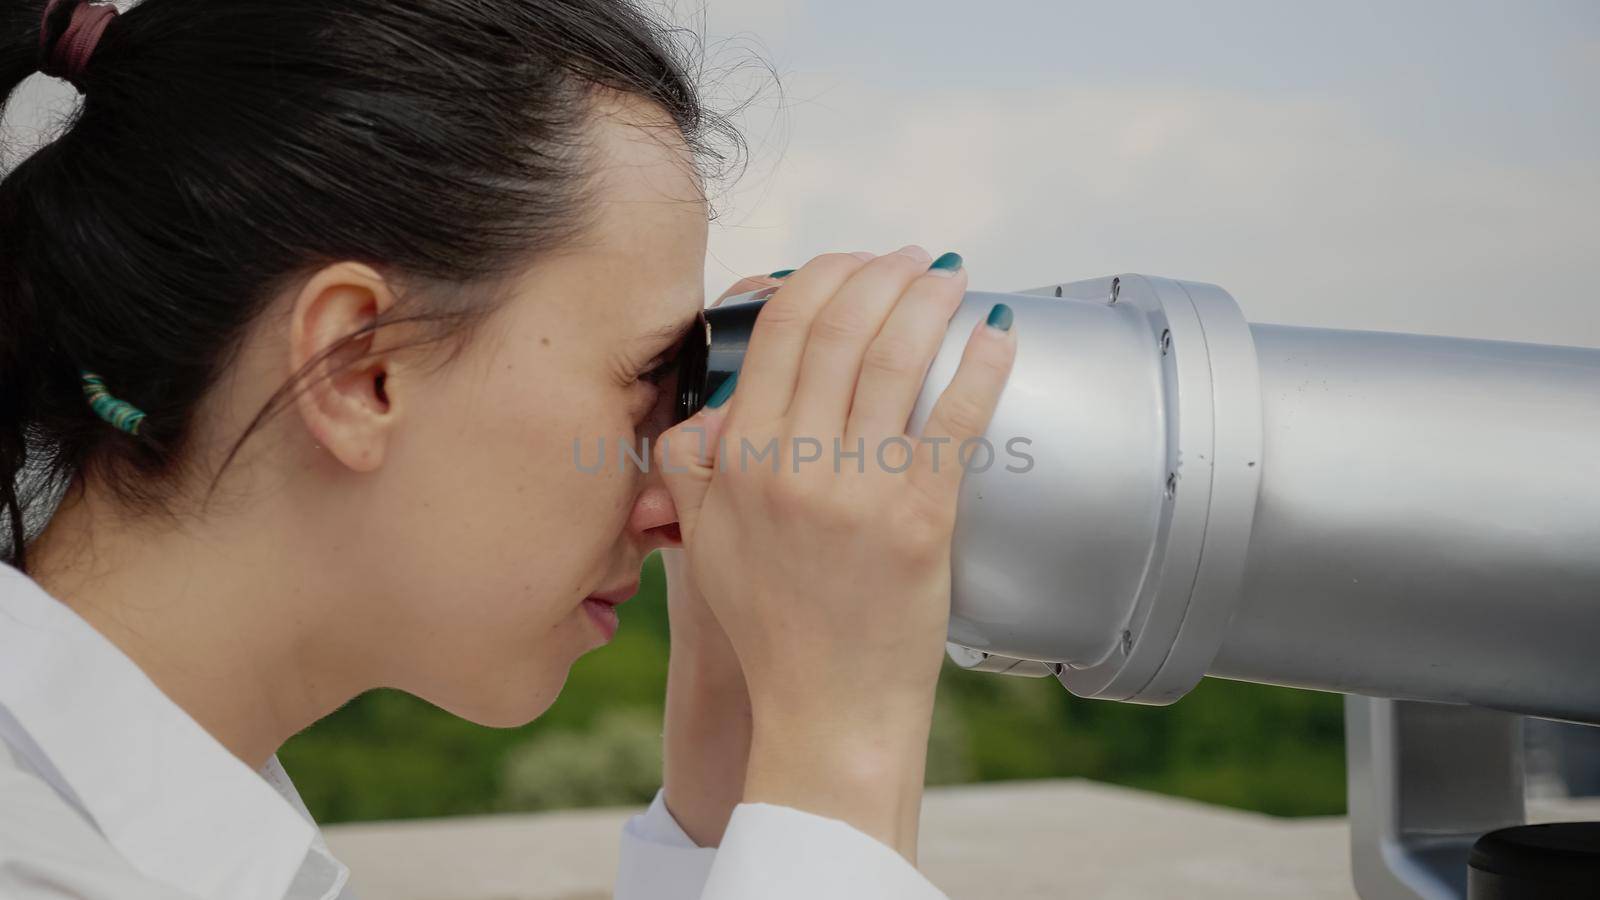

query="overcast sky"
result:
[672,0,1599,348]
[10,1,1596,348]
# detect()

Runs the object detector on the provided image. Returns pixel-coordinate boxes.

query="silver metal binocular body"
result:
[910,275,1599,725]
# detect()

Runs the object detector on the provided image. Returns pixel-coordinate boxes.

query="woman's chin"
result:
[427,666,570,730]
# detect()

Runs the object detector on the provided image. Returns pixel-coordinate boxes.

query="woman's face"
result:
[341,96,709,726]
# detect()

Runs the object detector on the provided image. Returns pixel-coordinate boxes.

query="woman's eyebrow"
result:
[633,313,699,349]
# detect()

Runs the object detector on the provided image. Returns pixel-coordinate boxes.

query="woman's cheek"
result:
[564,385,661,485]
[635,382,676,442]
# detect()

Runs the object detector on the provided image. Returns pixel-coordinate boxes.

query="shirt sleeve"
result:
[615,787,949,900]
[615,787,718,900]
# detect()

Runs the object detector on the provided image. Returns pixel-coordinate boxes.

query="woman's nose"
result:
[626,481,682,550]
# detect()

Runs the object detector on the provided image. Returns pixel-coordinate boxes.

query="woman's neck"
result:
[24,479,372,771]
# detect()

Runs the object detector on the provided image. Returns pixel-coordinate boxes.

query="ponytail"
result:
[1,0,67,566]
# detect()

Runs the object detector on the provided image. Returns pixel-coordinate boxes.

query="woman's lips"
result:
[582,580,638,643]
[583,596,623,642]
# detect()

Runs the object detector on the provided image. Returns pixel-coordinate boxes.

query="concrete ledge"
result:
[323,779,1599,900]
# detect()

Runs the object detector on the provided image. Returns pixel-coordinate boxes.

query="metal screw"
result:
[1120,630,1133,655]
[1054,285,1063,298]
[1165,471,1177,499]
[1160,329,1172,355]
[1109,277,1121,305]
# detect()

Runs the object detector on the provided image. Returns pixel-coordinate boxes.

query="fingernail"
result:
[705,371,739,409]
[894,244,933,264]
[769,268,795,278]
[985,302,1013,332]
[927,251,964,277]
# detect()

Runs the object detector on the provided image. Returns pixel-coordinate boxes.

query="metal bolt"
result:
[1165,471,1177,499]
[1109,277,1121,305]
[1121,630,1133,655]
[1160,329,1172,355]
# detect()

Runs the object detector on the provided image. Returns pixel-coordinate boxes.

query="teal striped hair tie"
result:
[80,371,147,436]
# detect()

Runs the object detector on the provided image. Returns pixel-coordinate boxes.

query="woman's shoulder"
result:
[0,570,351,900]
[0,735,200,899]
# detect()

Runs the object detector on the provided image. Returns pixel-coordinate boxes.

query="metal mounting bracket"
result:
[1345,696,1526,899]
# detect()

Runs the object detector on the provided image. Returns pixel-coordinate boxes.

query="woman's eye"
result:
[638,353,680,386]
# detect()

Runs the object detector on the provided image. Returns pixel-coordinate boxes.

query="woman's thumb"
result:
[656,400,730,538]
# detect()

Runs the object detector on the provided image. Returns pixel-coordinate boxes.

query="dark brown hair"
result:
[0,0,743,569]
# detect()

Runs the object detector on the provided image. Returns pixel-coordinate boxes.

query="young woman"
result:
[0,1,1017,898]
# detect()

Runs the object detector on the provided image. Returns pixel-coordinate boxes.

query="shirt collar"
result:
[0,561,339,900]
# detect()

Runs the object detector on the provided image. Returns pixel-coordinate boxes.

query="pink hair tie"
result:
[38,0,119,92]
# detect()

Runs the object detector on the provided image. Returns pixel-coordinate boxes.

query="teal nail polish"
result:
[705,371,739,409]
[985,303,1013,332]
[769,268,795,278]
[929,251,963,273]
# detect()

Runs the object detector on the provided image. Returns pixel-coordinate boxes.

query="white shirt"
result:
[0,562,947,899]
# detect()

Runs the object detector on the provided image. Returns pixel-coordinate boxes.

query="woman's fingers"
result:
[786,246,935,440]
[725,253,869,428]
[656,397,734,541]
[907,305,1017,519]
[843,255,967,449]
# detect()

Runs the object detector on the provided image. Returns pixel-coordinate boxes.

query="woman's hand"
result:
[657,246,1017,861]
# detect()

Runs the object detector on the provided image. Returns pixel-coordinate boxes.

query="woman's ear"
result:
[288,261,400,473]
